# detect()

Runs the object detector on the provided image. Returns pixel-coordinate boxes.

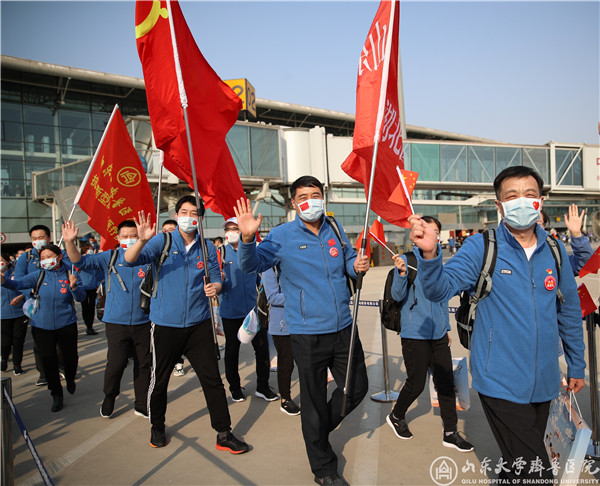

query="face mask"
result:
[501,197,541,230]
[32,240,47,251]
[296,198,324,223]
[86,250,94,255]
[225,231,240,245]
[40,257,58,270]
[0,262,7,272]
[178,216,198,234]
[119,238,138,250]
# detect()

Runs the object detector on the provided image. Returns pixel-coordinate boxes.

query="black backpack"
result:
[139,231,172,313]
[455,229,563,349]
[380,251,418,334]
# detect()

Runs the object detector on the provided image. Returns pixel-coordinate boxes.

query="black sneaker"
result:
[216,431,250,454]
[51,395,63,413]
[443,431,474,452]
[134,407,149,419]
[386,413,413,439]
[13,365,23,375]
[86,328,98,336]
[314,474,349,486]
[280,399,301,416]
[100,396,115,418]
[150,425,167,448]
[231,388,246,402]
[66,380,76,395]
[255,387,278,402]
[35,376,47,386]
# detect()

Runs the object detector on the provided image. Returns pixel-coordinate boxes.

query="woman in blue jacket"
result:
[2,244,86,412]
[1,252,28,375]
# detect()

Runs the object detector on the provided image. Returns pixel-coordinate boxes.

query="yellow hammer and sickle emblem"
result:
[135,1,168,39]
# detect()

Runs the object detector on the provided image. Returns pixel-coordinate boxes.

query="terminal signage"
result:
[224,79,256,118]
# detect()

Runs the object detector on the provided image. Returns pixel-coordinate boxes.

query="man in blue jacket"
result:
[62,219,152,419]
[409,166,586,482]
[235,176,370,486]
[124,196,249,454]
[387,216,474,453]
[220,217,274,403]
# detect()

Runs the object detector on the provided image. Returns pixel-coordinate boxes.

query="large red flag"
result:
[342,0,410,227]
[578,247,600,278]
[78,108,156,251]
[135,1,244,218]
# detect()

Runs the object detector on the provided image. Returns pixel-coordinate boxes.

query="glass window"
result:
[23,123,56,155]
[227,125,251,176]
[23,105,54,126]
[411,143,439,181]
[60,128,92,157]
[555,148,583,186]
[1,102,22,123]
[0,218,29,233]
[1,120,23,151]
[522,148,549,182]
[495,147,522,173]
[440,145,467,182]
[27,201,52,219]
[1,157,25,182]
[92,111,111,131]
[468,146,494,183]
[403,143,411,171]
[59,110,91,130]
[249,126,280,177]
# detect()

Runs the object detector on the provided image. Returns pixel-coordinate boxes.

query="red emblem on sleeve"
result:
[197,261,204,270]
[544,275,556,291]
[329,247,339,258]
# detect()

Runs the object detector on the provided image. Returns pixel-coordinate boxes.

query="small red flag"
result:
[579,247,600,278]
[578,283,598,318]
[369,220,386,248]
[78,108,156,251]
[388,169,418,207]
[356,229,371,259]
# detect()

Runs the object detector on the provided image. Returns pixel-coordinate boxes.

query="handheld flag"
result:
[578,283,598,318]
[389,168,418,213]
[578,247,600,278]
[356,229,372,259]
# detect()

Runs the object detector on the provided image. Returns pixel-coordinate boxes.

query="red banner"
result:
[136,1,245,218]
[78,108,156,251]
[342,0,411,227]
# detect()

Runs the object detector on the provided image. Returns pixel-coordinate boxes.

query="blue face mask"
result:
[177,216,198,234]
[297,198,324,223]
[501,197,541,230]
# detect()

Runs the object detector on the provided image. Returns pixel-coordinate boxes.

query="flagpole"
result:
[155,150,164,235]
[166,0,220,360]
[58,104,120,246]
[342,0,398,416]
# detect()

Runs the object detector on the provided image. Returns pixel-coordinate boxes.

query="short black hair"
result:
[289,176,324,200]
[162,219,177,228]
[540,209,549,226]
[29,225,51,237]
[40,244,62,257]
[422,216,442,232]
[175,195,205,216]
[213,237,224,244]
[1,252,11,263]
[493,166,544,199]
[117,220,137,232]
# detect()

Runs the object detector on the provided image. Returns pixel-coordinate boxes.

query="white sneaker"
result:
[173,363,185,377]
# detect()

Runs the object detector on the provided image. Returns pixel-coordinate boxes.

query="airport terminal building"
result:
[1,55,599,251]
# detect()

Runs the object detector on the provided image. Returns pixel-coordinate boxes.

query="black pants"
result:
[31,323,78,397]
[290,326,369,478]
[392,334,457,432]
[272,334,294,400]
[148,320,230,432]
[479,393,553,481]
[81,289,97,329]
[222,317,270,392]
[104,322,151,411]
[1,316,28,367]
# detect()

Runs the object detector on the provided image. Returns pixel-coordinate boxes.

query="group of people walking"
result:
[0,167,593,486]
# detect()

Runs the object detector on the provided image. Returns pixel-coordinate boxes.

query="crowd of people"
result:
[0,168,595,485]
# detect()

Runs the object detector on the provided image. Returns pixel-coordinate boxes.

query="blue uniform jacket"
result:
[262,267,288,336]
[238,214,358,335]
[391,253,450,340]
[219,243,258,319]
[77,249,150,326]
[1,267,25,319]
[416,222,586,404]
[76,266,103,291]
[125,230,221,327]
[3,266,86,330]
[569,235,594,276]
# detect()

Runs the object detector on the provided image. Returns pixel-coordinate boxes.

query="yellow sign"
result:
[224,79,256,118]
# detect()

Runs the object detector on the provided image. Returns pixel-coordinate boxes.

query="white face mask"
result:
[40,257,58,270]
[501,197,542,230]
[178,216,198,234]
[119,238,138,250]
[296,198,324,223]
[32,240,47,251]
[225,231,240,245]
[0,261,7,272]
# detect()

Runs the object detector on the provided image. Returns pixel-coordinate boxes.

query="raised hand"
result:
[409,215,438,258]
[392,254,407,276]
[233,198,263,243]
[564,204,585,238]
[135,210,156,242]
[62,220,79,242]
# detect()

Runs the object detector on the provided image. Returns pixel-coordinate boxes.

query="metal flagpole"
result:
[166,0,220,359]
[155,151,164,234]
[58,104,120,246]
[341,0,398,416]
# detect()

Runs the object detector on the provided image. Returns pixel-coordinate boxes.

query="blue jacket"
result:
[569,235,594,276]
[1,266,25,319]
[416,222,585,404]
[262,267,288,336]
[76,266,103,291]
[125,230,221,328]
[391,253,450,340]
[238,214,358,335]
[219,243,258,319]
[3,266,86,330]
[77,249,150,326]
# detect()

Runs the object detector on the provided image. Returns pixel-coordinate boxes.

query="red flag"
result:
[135,1,244,218]
[388,169,418,207]
[369,220,386,248]
[342,0,410,227]
[78,108,156,251]
[356,229,371,259]
[578,283,598,318]
[579,247,600,278]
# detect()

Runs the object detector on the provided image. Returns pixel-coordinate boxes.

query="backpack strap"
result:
[405,251,418,290]
[32,270,46,299]
[325,216,347,251]
[466,229,497,327]
[545,235,564,305]
[152,231,172,298]
[107,249,126,293]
